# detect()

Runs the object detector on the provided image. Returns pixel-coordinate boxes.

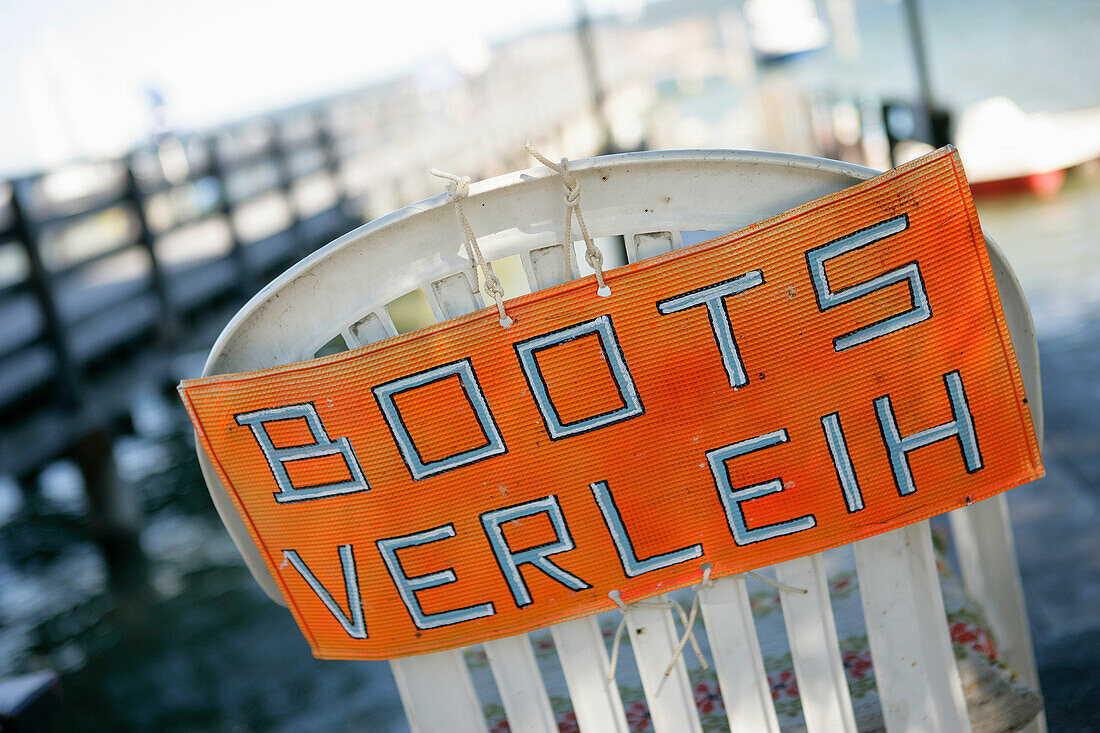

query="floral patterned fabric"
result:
[465,532,1041,732]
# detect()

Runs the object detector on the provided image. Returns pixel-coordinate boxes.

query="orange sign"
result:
[180,148,1042,660]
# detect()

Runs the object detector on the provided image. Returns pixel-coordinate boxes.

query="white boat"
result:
[956,97,1100,196]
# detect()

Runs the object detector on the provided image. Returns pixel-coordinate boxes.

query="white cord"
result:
[430,169,513,327]
[605,564,805,693]
[525,143,611,297]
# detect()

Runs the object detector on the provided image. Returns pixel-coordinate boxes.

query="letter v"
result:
[283,544,368,639]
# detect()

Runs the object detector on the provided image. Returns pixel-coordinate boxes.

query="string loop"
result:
[430,169,512,327]
[743,569,808,595]
[605,575,710,696]
[525,143,610,297]
[605,564,807,693]
[656,565,711,695]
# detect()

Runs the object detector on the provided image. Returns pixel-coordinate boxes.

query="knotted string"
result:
[430,169,513,327]
[605,588,708,695]
[744,570,808,595]
[657,564,713,695]
[607,590,630,683]
[605,565,807,693]
[525,143,611,297]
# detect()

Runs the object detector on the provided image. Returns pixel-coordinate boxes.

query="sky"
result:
[4,0,1097,178]
[0,0,645,176]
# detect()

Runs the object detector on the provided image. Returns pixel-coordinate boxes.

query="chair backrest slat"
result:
[339,281,490,732]
[624,229,682,261]
[622,596,704,733]
[343,308,398,350]
[513,237,633,732]
[549,616,629,732]
[854,521,972,731]
[614,214,714,733]
[521,244,577,291]
[948,496,1043,698]
[775,554,859,731]
[614,217,709,733]
[945,246,1045,706]
[698,575,782,732]
[391,649,486,733]
[426,271,483,322]
[483,634,558,732]
[403,245,560,731]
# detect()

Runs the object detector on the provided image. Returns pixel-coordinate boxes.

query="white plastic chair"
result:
[195,150,1045,732]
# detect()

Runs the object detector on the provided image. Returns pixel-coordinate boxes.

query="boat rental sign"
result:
[180,149,1043,660]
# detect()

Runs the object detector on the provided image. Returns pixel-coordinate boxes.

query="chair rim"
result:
[201,149,881,379]
[194,146,1042,611]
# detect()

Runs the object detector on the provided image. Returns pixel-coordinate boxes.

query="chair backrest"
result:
[194,150,1044,733]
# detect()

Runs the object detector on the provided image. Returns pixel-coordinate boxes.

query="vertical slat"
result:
[483,635,558,733]
[426,271,483,321]
[521,243,578,290]
[427,267,557,731]
[624,597,703,733]
[550,616,629,733]
[518,237,628,728]
[624,230,678,262]
[344,308,397,347]
[391,649,486,733]
[346,294,483,731]
[344,302,486,733]
[854,522,972,732]
[774,554,858,732]
[697,575,781,733]
[949,496,1046,733]
[531,227,696,733]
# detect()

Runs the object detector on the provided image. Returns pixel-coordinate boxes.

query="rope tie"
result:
[607,590,630,683]
[430,169,513,327]
[605,565,806,693]
[657,564,713,694]
[743,570,808,595]
[605,585,709,695]
[525,143,611,297]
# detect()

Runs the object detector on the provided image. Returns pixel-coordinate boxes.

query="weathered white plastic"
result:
[549,616,629,732]
[697,574,781,732]
[195,149,1044,732]
[855,523,972,731]
[775,555,860,732]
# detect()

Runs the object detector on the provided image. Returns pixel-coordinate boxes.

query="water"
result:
[977,171,1100,338]
[1,421,408,732]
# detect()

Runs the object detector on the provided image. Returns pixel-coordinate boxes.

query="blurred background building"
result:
[0,0,1098,730]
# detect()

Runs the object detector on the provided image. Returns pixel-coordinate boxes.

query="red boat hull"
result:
[970,168,1067,198]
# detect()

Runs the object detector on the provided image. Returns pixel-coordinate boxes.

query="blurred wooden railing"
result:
[0,108,359,483]
[0,67,615,497]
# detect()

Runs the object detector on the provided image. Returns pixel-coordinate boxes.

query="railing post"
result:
[9,180,82,411]
[207,136,256,297]
[71,427,149,595]
[125,153,180,343]
[316,109,349,212]
[272,118,308,260]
